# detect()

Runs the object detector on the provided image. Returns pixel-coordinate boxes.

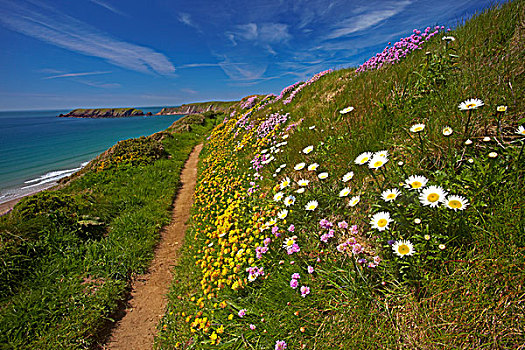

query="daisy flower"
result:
[305,200,318,211]
[309,125,316,130]
[444,195,469,211]
[442,36,455,41]
[374,150,389,158]
[277,209,288,219]
[419,185,448,207]
[284,195,296,207]
[465,139,473,145]
[392,240,415,257]
[516,125,525,136]
[381,188,400,202]
[294,162,306,170]
[497,105,507,113]
[368,155,388,169]
[370,212,392,231]
[355,152,372,165]
[297,179,310,187]
[282,237,296,250]
[488,152,498,158]
[348,196,360,207]
[342,171,354,182]
[442,126,453,136]
[296,188,306,194]
[303,145,314,154]
[279,177,291,190]
[339,187,351,197]
[410,123,425,133]
[308,163,319,171]
[318,172,328,179]
[404,175,428,190]
[458,98,484,110]
[273,192,284,201]
[339,106,354,114]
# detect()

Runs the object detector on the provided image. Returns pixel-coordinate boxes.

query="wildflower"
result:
[280,164,287,168]
[238,309,247,318]
[319,219,333,229]
[250,324,256,330]
[381,188,400,202]
[300,286,311,297]
[277,209,288,219]
[370,212,392,231]
[339,187,351,197]
[307,266,314,274]
[339,106,355,114]
[275,340,287,350]
[410,123,425,133]
[368,154,388,169]
[342,171,354,182]
[303,145,314,154]
[288,224,295,232]
[308,163,319,171]
[274,192,284,201]
[290,279,299,289]
[465,139,473,145]
[355,152,372,165]
[297,179,309,187]
[292,273,301,279]
[318,172,329,179]
[374,150,389,158]
[468,158,474,163]
[280,177,291,190]
[458,98,484,110]
[392,240,415,257]
[294,162,306,170]
[414,218,422,224]
[439,244,446,250]
[397,161,404,167]
[282,237,296,250]
[488,152,498,158]
[444,195,469,211]
[284,195,296,206]
[442,126,453,136]
[424,234,431,240]
[516,126,525,136]
[349,196,360,207]
[483,136,491,142]
[296,188,306,194]
[442,36,455,41]
[419,185,448,207]
[305,200,318,211]
[405,175,428,190]
[497,105,507,113]
[352,243,363,254]
[338,221,348,229]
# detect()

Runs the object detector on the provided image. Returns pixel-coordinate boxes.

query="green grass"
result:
[158,2,525,349]
[0,114,222,349]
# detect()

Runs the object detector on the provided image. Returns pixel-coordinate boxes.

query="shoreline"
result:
[0,182,57,216]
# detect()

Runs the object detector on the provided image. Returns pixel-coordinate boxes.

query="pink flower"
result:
[307,266,314,274]
[338,221,348,229]
[300,286,310,297]
[288,224,295,232]
[263,238,272,246]
[238,309,247,318]
[275,340,287,350]
[250,324,256,330]
[292,273,301,279]
[290,279,299,289]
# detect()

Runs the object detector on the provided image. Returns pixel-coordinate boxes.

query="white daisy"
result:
[442,36,455,42]
[339,106,354,114]
[305,200,318,211]
[294,163,306,170]
[284,195,296,207]
[392,240,415,257]
[282,134,289,139]
[381,188,400,202]
[497,105,507,113]
[465,139,473,145]
[296,188,306,194]
[368,155,388,169]
[308,163,319,171]
[277,209,288,220]
[354,152,372,165]
[370,212,392,231]
[442,126,453,136]
[280,177,291,190]
[339,187,351,197]
[419,185,448,207]
[348,196,360,207]
[273,192,284,201]
[516,125,525,136]
[302,145,314,154]
[282,237,296,249]
[458,98,484,111]
[318,172,329,179]
[309,125,316,130]
[404,175,428,190]
[410,124,425,133]
[280,164,287,168]
[444,195,469,211]
[488,152,498,158]
[297,179,310,187]
[374,150,389,158]
[342,171,354,182]
[267,218,277,227]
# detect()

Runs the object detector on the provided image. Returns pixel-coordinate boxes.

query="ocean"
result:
[0,107,184,204]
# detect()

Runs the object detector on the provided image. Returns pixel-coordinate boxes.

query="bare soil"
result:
[103,144,203,350]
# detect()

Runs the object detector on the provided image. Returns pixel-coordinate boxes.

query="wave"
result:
[21,162,88,189]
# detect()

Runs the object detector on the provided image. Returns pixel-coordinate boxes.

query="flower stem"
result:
[464,110,472,140]
[368,168,384,192]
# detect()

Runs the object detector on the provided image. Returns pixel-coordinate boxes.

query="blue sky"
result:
[0,0,504,110]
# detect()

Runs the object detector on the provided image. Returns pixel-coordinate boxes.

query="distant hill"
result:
[156,101,237,115]
[58,108,146,118]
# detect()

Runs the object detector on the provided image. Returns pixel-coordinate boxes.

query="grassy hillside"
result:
[0,113,223,348]
[158,1,524,349]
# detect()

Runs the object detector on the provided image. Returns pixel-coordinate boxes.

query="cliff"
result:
[156,101,237,115]
[58,108,144,118]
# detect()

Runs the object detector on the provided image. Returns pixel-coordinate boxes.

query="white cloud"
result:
[229,22,291,45]
[43,71,112,79]
[178,12,200,30]
[0,1,175,75]
[89,0,128,17]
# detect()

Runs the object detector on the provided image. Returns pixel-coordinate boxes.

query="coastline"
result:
[0,182,56,216]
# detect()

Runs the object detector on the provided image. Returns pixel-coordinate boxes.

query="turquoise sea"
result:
[0,107,183,203]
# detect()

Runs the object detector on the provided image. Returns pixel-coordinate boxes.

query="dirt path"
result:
[104,144,203,350]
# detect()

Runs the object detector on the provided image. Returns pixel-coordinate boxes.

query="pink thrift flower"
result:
[352,243,363,255]
[275,340,287,350]
[288,224,295,232]
[238,309,247,318]
[307,266,314,274]
[292,273,301,279]
[290,279,299,289]
[272,226,279,235]
[250,324,256,330]
[263,238,272,246]
[338,221,348,229]
[300,286,311,297]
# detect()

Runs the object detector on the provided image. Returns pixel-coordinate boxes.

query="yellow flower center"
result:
[360,157,369,164]
[411,181,422,188]
[373,161,383,167]
[398,244,409,255]
[387,193,396,199]
[377,219,388,227]
[449,200,462,209]
[466,103,476,108]
[427,193,440,202]
[415,127,423,131]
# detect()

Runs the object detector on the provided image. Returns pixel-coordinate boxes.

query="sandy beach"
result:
[0,197,22,216]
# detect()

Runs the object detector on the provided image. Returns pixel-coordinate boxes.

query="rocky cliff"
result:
[156,101,236,115]
[58,108,145,118]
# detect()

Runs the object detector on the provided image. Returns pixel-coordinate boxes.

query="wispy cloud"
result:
[178,12,200,30]
[0,0,175,75]
[43,71,112,79]
[228,22,292,45]
[89,0,128,17]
